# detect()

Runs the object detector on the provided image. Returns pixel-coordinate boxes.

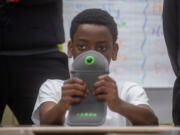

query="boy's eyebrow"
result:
[78,39,110,44]
[96,41,109,44]
[78,39,89,42]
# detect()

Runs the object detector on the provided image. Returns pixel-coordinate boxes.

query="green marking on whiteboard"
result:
[118,21,126,28]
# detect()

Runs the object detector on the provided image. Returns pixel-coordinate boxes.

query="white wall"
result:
[145,88,173,124]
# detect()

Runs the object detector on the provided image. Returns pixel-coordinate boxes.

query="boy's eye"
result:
[77,44,87,51]
[97,45,107,52]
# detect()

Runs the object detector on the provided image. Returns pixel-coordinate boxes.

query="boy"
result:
[32,9,158,126]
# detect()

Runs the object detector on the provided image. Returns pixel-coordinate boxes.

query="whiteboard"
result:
[63,0,176,88]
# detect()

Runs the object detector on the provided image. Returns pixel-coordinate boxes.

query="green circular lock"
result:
[85,56,95,65]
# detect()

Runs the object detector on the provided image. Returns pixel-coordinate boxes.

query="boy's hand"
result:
[60,78,88,111]
[93,75,120,112]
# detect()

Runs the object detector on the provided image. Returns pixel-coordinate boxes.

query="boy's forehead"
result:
[78,23,107,30]
[75,24,113,38]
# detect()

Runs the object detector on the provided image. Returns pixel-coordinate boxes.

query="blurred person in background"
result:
[163,0,180,125]
[0,0,69,124]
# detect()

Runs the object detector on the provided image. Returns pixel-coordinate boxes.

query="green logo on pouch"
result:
[85,56,95,65]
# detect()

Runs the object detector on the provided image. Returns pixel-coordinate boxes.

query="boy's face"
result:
[68,24,118,63]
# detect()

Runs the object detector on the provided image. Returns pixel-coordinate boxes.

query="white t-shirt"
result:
[32,79,149,126]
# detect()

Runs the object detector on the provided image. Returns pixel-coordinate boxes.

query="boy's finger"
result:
[94,80,116,89]
[63,89,86,97]
[95,94,107,101]
[93,86,108,95]
[94,79,106,88]
[97,75,116,83]
[72,97,82,103]
[97,74,109,80]
[71,89,87,97]
[64,77,84,85]
[62,83,87,92]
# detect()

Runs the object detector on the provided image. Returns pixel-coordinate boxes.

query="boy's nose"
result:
[89,46,96,51]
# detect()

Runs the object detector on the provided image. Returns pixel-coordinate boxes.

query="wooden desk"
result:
[0,126,180,135]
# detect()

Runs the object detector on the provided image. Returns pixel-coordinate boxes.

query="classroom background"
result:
[1,0,174,125]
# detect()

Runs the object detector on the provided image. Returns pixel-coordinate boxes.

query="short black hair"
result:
[70,8,118,44]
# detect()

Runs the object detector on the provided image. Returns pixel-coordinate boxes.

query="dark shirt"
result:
[163,0,179,76]
[163,0,180,125]
[0,0,64,55]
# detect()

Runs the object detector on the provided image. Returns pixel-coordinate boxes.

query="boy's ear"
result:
[68,40,73,58]
[112,43,119,61]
